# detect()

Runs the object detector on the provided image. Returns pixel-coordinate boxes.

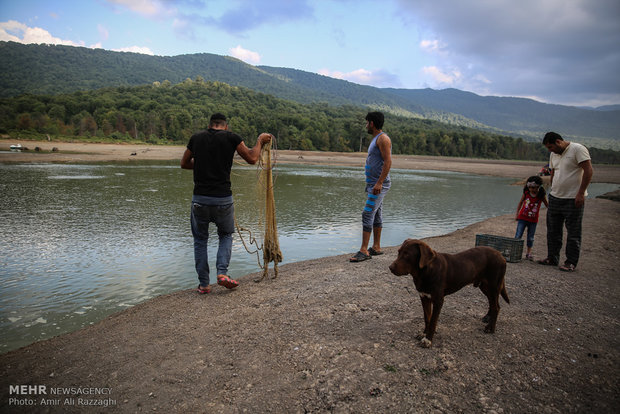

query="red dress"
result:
[517,192,543,223]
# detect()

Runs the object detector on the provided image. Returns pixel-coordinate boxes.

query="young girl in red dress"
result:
[515,175,549,260]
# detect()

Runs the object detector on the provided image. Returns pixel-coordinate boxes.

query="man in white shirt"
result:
[538,132,593,272]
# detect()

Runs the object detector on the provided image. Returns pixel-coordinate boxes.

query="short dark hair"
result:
[543,131,563,145]
[209,112,227,127]
[365,111,384,129]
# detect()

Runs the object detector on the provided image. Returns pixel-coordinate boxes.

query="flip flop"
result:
[537,257,558,266]
[217,275,239,289]
[559,263,576,272]
[368,247,384,256]
[350,251,371,262]
[197,285,211,294]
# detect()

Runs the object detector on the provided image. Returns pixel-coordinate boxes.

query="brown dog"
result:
[389,239,509,347]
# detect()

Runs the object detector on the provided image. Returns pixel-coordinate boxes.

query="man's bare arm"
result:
[180,148,194,169]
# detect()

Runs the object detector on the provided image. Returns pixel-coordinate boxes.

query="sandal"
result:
[197,285,211,294]
[559,263,576,272]
[537,257,557,266]
[217,275,239,289]
[350,251,371,262]
[368,247,384,256]
[525,253,534,261]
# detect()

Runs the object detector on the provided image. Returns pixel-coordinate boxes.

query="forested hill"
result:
[382,88,620,150]
[0,41,470,125]
[0,42,284,98]
[0,79,553,162]
[1,41,619,149]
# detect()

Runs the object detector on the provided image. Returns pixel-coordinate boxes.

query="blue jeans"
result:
[515,219,537,248]
[191,202,235,287]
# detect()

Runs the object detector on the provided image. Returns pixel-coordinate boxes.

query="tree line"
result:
[1,78,618,163]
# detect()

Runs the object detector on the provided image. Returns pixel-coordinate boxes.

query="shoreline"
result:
[1,198,618,412]
[2,139,620,183]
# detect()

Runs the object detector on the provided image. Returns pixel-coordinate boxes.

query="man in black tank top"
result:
[181,113,272,293]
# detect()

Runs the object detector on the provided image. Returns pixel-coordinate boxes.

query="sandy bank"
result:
[2,139,620,183]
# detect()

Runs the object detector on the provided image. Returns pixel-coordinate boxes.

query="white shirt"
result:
[549,142,591,199]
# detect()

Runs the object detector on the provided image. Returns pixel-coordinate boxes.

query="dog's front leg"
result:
[421,295,444,348]
[418,294,432,340]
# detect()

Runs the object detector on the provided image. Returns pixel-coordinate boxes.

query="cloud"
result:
[206,0,314,35]
[121,0,314,40]
[0,20,82,46]
[0,20,154,55]
[419,39,445,54]
[104,0,314,58]
[105,0,176,18]
[318,68,401,88]
[229,45,260,64]
[399,0,620,105]
[113,46,155,55]
[421,66,461,86]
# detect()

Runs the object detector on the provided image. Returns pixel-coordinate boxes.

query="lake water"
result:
[0,161,616,352]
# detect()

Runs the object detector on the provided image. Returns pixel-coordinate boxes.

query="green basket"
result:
[475,234,524,263]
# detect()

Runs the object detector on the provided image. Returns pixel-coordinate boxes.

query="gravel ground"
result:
[1,195,618,413]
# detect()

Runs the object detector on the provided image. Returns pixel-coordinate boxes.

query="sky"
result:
[1,0,619,108]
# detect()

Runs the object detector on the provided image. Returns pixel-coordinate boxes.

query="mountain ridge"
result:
[1,41,618,148]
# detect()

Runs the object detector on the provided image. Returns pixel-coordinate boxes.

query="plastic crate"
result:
[475,234,524,263]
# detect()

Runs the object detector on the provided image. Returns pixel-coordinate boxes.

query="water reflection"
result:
[0,161,616,352]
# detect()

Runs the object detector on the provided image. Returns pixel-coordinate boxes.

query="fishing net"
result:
[235,139,283,281]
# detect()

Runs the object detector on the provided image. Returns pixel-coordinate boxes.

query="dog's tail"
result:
[500,281,510,304]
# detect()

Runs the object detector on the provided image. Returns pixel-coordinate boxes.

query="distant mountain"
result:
[594,104,620,112]
[381,88,620,147]
[1,41,618,148]
[255,66,491,130]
